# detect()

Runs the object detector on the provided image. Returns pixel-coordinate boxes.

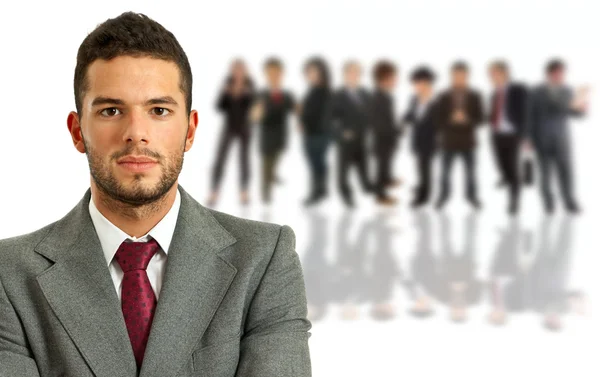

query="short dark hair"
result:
[373,60,397,83]
[451,60,469,73]
[410,66,436,83]
[74,12,193,115]
[546,58,565,74]
[264,57,283,70]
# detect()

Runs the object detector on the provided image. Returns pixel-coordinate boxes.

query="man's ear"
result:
[67,111,86,153]
[184,109,199,152]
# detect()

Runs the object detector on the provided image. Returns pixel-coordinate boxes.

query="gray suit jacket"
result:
[526,84,584,150]
[0,185,312,377]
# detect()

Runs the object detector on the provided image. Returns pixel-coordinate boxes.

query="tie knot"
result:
[115,238,160,273]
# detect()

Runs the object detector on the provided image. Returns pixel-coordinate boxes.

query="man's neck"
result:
[90,181,178,238]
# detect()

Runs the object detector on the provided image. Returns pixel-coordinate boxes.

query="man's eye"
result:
[152,108,171,116]
[100,108,122,117]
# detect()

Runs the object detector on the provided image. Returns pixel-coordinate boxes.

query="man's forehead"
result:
[85,56,182,99]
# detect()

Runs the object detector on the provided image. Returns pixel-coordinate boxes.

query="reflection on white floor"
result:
[302,211,585,331]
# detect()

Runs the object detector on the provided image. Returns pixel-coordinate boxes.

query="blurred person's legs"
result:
[337,142,354,207]
[239,130,251,205]
[356,141,373,193]
[538,149,555,213]
[304,134,329,206]
[493,134,521,213]
[375,147,397,205]
[436,150,455,209]
[462,149,480,209]
[208,128,236,206]
[555,138,579,213]
[412,152,433,207]
[261,151,281,204]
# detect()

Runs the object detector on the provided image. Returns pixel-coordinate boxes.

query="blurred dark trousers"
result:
[374,147,395,199]
[438,149,477,202]
[211,128,250,191]
[261,151,281,202]
[303,134,330,197]
[414,152,434,203]
[337,140,371,200]
[492,134,521,207]
[537,138,576,208]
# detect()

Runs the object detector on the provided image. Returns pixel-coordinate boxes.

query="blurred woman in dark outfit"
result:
[300,57,333,206]
[208,59,255,206]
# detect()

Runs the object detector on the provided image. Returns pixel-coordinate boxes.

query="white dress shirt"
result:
[88,189,181,301]
[495,85,516,134]
[415,98,432,121]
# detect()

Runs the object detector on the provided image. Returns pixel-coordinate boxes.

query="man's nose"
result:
[123,109,151,143]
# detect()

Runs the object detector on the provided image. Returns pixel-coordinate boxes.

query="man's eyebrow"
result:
[91,97,125,107]
[145,96,179,106]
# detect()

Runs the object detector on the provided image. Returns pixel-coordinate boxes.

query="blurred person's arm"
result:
[568,86,589,117]
[0,276,41,377]
[235,226,312,377]
[471,91,485,127]
[216,87,230,113]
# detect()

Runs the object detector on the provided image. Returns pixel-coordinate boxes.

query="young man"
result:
[250,57,296,204]
[331,60,373,208]
[487,60,528,215]
[370,60,402,206]
[402,66,439,208]
[434,61,484,210]
[526,59,588,214]
[0,12,311,377]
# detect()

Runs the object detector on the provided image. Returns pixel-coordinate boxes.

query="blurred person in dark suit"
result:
[331,60,374,208]
[402,66,439,208]
[207,59,255,207]
[300,57,333,207]
[435,61,484,210]
[488,60,529,215]
[250,57,296,204]
[370,60,402,205]
[525,59,589,214]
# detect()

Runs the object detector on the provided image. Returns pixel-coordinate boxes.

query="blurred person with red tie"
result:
[0,12,311,377]
[250,57,297,204]
[487,60,528,215]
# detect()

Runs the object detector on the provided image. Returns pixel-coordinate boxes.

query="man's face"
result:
[451,69,468,89]
[68,56,197,206]
[265,65,283,87]
[489,67,507,87]
[548,68,565,85]
[413,80,432,97]
[344,64,361,87]
[380,74,397,91]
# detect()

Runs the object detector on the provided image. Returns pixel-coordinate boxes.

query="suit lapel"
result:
[139,185,237,377]
[35,189,138,377]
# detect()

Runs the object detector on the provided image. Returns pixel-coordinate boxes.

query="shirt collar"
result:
[89,188,182,266]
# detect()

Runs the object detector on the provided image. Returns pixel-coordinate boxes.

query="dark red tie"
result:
[492,89,504,130]
[114,238,160,369]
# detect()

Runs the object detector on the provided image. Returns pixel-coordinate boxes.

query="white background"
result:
[1,0,598,376]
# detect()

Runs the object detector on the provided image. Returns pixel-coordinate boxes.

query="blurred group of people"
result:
[206,57,590,215]
[302,211,586,332]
